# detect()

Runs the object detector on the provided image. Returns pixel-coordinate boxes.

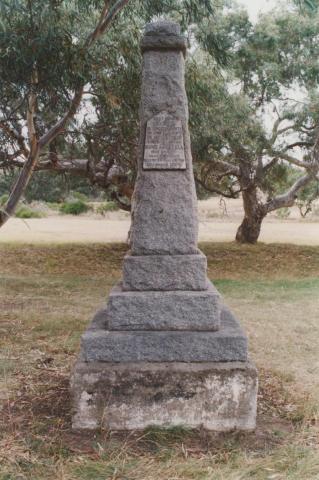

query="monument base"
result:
[71,358,258,431]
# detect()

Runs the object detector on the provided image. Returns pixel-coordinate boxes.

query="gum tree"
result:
[0,0,217,225]
[0,0,133,226]
[194,6,319,243]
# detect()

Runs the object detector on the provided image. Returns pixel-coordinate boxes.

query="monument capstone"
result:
[71,20,258,431]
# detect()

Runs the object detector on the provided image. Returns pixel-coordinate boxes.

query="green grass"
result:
[0,242,319,479]
[215,277,319,301]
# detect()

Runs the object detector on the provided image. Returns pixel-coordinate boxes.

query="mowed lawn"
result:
[0,242,319,480]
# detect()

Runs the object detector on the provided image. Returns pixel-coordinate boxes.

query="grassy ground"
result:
[0,242,319,479]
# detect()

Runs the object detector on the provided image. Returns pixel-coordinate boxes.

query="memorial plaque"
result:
[143,112,186,170]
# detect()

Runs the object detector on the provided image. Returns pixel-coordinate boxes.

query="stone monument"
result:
[71,20,258,431]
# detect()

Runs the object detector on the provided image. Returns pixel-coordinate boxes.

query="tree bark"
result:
[235,184,266,244]
[0,148,40,227]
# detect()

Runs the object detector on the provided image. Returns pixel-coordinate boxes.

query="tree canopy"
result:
[0,0,318,242]
[0,0,219,223]
[192,4,319,241]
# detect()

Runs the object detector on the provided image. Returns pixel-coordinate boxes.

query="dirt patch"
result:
[0,363,302,462]
[1,214,319,245]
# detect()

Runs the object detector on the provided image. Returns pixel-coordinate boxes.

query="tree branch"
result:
[284,141,313,151]
[85,1,110,48]
[98,0,130,37]
[27,66,38,153]
[0,122,29,157]
[265,173,313,213]
[269,117,296,145]
[195,176,240,199]
[262,157,278,172]
[209,158,240,177]
[39,0,130,149]
[38,87,84,148]
[270,150,311,169]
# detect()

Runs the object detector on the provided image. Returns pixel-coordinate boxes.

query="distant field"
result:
[1,196,319,245]
[1,242,319,479]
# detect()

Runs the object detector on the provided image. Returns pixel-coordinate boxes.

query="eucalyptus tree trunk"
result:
[0,148,40,227]
[235,184,266,244]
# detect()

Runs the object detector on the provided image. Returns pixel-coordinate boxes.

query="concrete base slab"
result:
[81,305,247,363]
[103,280,220,331]
[123,251,207,291]
[71,359,258,431]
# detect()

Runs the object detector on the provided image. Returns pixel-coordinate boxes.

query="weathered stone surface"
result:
[129,166,198,254]
[141,20,187,56]
[70,20,258,433]
[129,23,198,255]
[71,358,258,431]
[144,19,181,36]
[81,306,247,362]
[141,34,187,55]
[122,251,207,291]
[97,281,220,331]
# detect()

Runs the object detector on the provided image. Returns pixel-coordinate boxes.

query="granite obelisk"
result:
[71,20,258,431]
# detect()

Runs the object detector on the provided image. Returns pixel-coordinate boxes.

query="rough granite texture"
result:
[97,281,220,331]
[129,29,198,255]
[70,20,258,432]
[123,251,207,291]
[71,359,258,431]
[144,20,181,36]
[142,20,187,56]
[81,306,247,363]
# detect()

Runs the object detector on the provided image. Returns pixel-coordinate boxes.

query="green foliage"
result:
[95,201,119,215]
[295,179,319,217]
[276,207,291,219]
[0,194,8,206]
[0,170,101,203]
[59,199,89,215]
[0,0,219,211]
[71,191,88,202]
[23,172,73,203]
[15,205,43,219]
[0,0,318,225]
[190,4,319,216]
[45,202,60,211]
[295,0,318,11]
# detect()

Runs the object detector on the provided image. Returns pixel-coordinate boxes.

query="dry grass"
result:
[1,242,318,279]
[0,242,319,479]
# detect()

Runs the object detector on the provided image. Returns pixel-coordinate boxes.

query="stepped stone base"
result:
[123,251,207,291]
[101,280,220,331]
[81,305,247,363]
[71,359,258,431]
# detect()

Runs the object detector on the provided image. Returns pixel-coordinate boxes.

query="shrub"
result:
[71,191,88,202]
[15,206,43,219]
[0,194,9,206]
[59,200,90,215]
[96,201,119,215]
[45,202,61,211]
[276,207,291,219]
